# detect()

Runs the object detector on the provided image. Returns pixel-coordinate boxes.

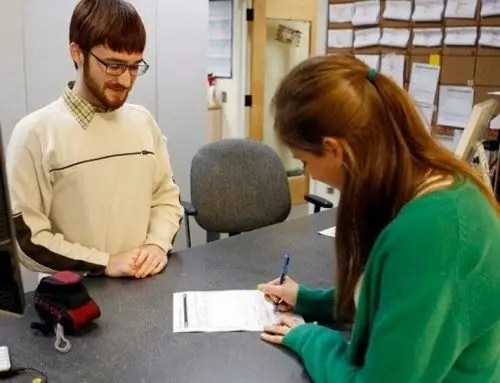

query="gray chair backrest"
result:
[191,138,291,233]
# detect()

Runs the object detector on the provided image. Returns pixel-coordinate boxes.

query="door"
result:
[249,0,318,205]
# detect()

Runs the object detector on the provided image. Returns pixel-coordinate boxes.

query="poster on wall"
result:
[208,0,233,78]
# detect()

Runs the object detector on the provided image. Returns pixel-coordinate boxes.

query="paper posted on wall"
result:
[437,86,474,129]
[408,63,440,106]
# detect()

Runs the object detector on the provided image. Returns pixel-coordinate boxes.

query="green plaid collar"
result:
[62,81,109,129]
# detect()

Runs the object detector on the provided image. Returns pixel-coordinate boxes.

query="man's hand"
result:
[133,244,168,278]
[105,248,141,277]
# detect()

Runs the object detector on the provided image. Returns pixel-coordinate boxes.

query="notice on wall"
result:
[437,86,475,129]
[380,54,405,88]
[408,63,440,105]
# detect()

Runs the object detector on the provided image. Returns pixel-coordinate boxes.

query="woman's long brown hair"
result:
[271,54,500,322]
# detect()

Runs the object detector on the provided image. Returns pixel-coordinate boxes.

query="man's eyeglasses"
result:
[88,51,149,76]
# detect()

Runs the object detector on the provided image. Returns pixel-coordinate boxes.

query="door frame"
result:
[249,0,318,204]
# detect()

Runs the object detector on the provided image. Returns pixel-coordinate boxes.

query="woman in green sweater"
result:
[258,54,500,382]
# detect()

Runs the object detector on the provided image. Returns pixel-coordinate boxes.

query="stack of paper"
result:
[408,63,441,129]
[444,27,478,46]
[412,0,445,22]
[328,29,354,48]
[479,27,500,48]
[329,3,354,23]
[319,227,336,237]
[413,28,443,47]
[445,0,478,19]
[352,1,381,26]
[356,54,380,70]
[383,1,412,21]
[380,28,411,48]
[437,86,475,129]
[354,28,381,48]
[173,290,304,333]
[480,0,500,17]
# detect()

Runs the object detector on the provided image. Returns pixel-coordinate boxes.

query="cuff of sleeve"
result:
[145,234,173,253]
[283,323,345,356]
[295,285,334,318]
[90,250,111,268]
[282,323,319,354]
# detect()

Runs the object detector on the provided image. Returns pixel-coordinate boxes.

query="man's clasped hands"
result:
[105,244,167,279]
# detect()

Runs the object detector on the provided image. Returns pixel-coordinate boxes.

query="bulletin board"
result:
[326,0,500,139]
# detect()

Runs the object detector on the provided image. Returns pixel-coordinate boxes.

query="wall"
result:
[263,20,310,173]
[0,0,208,291]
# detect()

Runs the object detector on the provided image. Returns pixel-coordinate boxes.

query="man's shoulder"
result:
[10,99,66,147]
[121,103,154,120]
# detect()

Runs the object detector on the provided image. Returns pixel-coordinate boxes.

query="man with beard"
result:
[6,0,183,279]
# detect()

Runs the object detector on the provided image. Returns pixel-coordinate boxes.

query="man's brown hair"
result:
[69,0,146,68]
[272,54,500,322]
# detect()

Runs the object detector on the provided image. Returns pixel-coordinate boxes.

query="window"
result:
[208,0,233,78]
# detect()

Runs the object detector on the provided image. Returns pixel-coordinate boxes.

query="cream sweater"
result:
[6,99,183,273]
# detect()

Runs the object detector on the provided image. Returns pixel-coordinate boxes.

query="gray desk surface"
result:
[0,210,336,383]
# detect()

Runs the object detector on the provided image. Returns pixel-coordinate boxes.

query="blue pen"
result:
[275,253,291,311]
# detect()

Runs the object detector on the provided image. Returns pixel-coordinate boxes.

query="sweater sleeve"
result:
[295,286,335,322]
[282,215,461,383]
[7,127,109,273]
[143,120,183,253]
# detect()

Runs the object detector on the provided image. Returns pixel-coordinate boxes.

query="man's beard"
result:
[83,61,130,110]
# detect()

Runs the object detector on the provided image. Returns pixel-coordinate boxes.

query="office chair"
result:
[181,139,333,248]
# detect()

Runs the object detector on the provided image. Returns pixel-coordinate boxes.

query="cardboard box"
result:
[441,56,475,85]
[475,57,500,86]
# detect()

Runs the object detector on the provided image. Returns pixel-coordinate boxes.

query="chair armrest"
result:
[181,200,198,216]
[304,194,333,212]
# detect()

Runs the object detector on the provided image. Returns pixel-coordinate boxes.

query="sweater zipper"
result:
[50,150,154,172]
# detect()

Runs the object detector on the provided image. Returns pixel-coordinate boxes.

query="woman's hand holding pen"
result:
[257,276,299,312]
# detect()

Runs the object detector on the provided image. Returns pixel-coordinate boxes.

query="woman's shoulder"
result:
[391,179,498,240]
[371,179,500,275]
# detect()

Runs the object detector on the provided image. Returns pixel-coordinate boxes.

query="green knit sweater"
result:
[283,180,500,382]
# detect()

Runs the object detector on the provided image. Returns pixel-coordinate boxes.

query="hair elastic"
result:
[367,68,377,82]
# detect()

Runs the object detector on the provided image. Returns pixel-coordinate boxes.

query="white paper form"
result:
[352,1,381,26]
[380,28,411,48]
[354,28,381,48]
[437,86,475,129]
[383,1,412,21]
[445,0,478,19]
[416,102,435,130]
[408,63,440,105]
[329,3,354,23]
[412,0,445,22]
[380,54,405,88]
[173,290,304,333]
[356,54,380,70]
[444,27,478,46]
[319,226,336,237]
[481,0,500,17]
[412,28,443,47]
[328,29,354,48]
[479,27,500,48]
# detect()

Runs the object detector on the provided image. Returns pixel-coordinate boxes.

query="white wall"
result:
[0,0,208,291]
[263,20,310,173]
